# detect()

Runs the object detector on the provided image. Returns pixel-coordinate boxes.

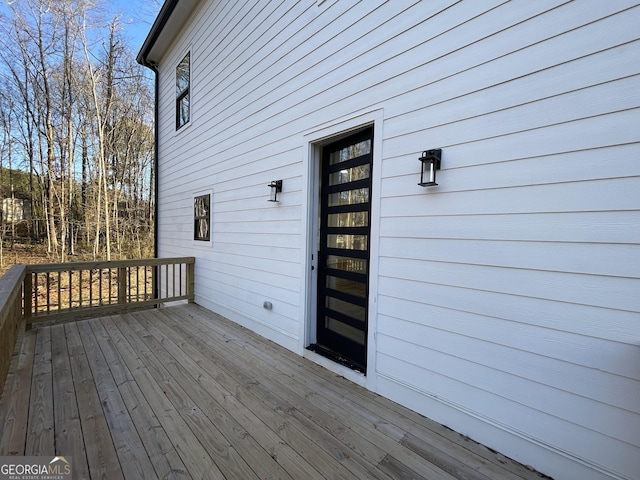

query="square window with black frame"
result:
[194,194,210,241]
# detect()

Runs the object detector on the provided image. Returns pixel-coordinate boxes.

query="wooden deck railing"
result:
[0,257,195,398]
[0,264,26,401]
[24,257,195,323]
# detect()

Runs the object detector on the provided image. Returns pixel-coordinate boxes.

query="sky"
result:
[107,0,163,53]
[0,0,162,55]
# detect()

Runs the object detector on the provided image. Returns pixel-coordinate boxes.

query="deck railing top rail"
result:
[24,257,195,273]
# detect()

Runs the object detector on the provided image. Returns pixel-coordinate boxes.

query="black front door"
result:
[313,127,373,372]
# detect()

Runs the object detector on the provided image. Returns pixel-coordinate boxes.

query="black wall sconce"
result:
[268,180,282,202]
[418,149,442,187]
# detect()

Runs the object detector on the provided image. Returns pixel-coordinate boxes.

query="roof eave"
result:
[137,0,198,68]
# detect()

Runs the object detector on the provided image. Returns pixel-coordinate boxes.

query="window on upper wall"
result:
[176,52,190,129]
[194,193,210,241]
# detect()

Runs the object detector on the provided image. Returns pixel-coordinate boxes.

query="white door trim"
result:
[299,107,384,390]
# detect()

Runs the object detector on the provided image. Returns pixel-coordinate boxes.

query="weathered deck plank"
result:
[77,320,156,479]
[0,304,546,479]
[50,324,90,479]
[134,309,308,480]
[88,317,190,480]
[0,328,36,456]
[100,314,225,480]
[65,321,124,480]
[164,306,454,480]
[25,327,53,456]
[156,307,393,480]
[118,311,272,480]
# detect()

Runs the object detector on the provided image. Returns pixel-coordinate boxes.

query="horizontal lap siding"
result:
[374,1,640,479]
[157,0,321,344]
[154,1,640,479]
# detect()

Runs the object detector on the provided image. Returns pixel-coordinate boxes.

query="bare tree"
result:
[0,0,155,263]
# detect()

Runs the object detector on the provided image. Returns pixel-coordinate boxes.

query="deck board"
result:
[25,327,54,456]
[159,307,387,479]
[141,310,330,480]
[66,321,124,480]
[77,320,156,479]
[0,328,36,456]
[165,307,452,480]
[177,310,442,478]
[133,309,297,480]
[0,304,546,479]
[119,312,269,480]
[88,317,190,480]
[100,314,224,480]
[50,324,89,479]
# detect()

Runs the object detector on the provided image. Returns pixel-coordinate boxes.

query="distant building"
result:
[1,198,30,223]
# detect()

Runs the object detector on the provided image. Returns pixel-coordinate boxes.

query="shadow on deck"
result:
[0,304,545,479]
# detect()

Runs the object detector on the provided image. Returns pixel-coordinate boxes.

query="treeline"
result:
[0,0,155,262]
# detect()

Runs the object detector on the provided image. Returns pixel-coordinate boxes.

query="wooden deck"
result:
[0,304,545,479]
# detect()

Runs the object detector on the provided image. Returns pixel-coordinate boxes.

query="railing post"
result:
[118,267,127,310]
[24,271,32,330]
[187,260,195,303]
[152,264,158,302]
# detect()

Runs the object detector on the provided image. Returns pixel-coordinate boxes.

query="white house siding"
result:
[152,1,640,478]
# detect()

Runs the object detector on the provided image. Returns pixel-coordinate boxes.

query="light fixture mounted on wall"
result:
[418,149,442,187]
[268,180,283,202]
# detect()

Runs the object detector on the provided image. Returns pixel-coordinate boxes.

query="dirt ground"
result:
[0,243,54,277]
[0,243,103,277]
[1,242,153,313]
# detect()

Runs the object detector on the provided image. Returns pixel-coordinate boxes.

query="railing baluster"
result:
[157,265,161,300]
[75,271,79,308]
[57,271,61,313]
[31,272,37,316]
[46,272,51,315]
[171,263,174,298]
[25,271,33,322]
